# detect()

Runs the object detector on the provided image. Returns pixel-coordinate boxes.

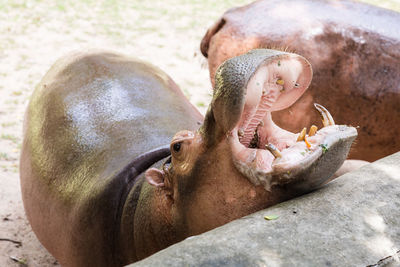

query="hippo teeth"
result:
[308,125,318,136]
[265,143,282,158]
[240,103,336,151]
[212,49,357,192]
[314,103,335,126]
[226,51,346,189]
[231,102,342,188]
[297,127,307,142]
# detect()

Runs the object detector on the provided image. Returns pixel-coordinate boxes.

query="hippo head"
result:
[145,49,357,238]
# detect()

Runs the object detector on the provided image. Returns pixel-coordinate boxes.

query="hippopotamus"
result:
[200,0,400,161]
[20,49,357,266]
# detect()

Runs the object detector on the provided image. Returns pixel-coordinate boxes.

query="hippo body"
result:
[201,0,400,161]
[20,51,203,266]
[21,49,357,266]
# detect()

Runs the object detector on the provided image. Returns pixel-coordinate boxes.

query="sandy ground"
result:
[0,0,398,266]
[0,1,252,265]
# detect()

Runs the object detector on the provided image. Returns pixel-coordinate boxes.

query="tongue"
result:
[257,113,297,150]
[231,130,275,174]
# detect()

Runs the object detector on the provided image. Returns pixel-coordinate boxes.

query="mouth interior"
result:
[230,57,339,178]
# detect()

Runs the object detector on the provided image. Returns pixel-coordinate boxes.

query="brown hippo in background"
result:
[20,49,357,266]
[201,0,400,161]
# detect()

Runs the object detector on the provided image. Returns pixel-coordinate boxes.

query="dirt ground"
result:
[0,0,398,266]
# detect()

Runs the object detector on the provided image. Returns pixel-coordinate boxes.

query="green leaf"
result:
[9,256,27,265]
[264,215,279,221]
[319,144,328,154]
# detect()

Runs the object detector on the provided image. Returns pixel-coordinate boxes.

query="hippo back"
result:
[20,51,202,266]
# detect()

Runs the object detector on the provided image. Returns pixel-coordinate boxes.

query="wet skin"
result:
[20,49,356,266]
[20,51,202,266]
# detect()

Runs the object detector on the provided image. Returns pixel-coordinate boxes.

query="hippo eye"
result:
[173,142,181,153]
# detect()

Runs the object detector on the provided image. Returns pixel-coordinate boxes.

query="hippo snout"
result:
[201,49,357,193]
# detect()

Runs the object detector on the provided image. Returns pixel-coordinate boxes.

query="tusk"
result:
[265,143,282,158]
[314,103,335,127]
[297,127,307,141]
[308,125,318,136]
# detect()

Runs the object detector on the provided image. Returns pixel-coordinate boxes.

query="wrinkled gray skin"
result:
[20,50,356,266]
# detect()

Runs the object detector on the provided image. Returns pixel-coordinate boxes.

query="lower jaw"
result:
[231,124,357,191]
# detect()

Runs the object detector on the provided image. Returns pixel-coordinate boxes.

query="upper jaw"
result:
[206,49,312,138]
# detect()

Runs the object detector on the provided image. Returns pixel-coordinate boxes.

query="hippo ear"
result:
[200,17,226,58]
[145,168,165,187]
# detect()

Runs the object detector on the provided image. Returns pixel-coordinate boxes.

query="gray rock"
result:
[129,152,400,267]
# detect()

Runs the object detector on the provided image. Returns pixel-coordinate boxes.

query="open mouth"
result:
[227,53,357,191]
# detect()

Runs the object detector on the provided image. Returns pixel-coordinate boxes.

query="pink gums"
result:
[230,56,311,173]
